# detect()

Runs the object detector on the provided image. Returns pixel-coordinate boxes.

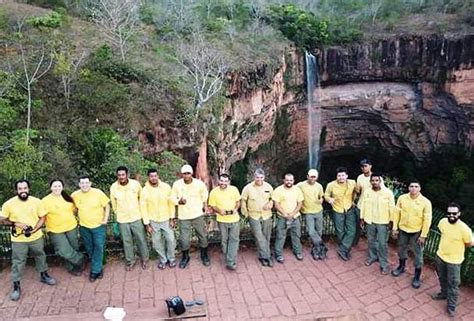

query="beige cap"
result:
[181,164,193,174]
[307,169,318,177]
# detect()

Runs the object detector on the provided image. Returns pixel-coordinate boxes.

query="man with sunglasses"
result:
[431,202,473,317]
[391,180,432,289]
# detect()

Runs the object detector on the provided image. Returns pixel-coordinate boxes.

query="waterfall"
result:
[305,51,322,170]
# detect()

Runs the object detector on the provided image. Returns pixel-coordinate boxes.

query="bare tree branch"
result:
[176,33,229,110]
[86,0,140,61]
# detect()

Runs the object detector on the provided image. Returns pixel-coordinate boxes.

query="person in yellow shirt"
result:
[0,180,56,301]
[431,202,473,317]
[297,169,326,260]
[140,169,176,269]
[354,159,373,246]
[324,167,357,261]
[273,173,304,263]
[209,173,241,270]
[110,166,149,271]
[171,164,210,268]
[42,179,84,276]
[72,175,110,282]
[241,169,274,267]
[391,179,432,289]
[359,174,395,275]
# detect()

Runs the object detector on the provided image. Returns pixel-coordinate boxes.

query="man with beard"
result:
[324,167,357,261]
[171,164,210,268]
[431,202,473,317]
[140,169,176,269]
[110,166,149,271]
[241,169,274,267]
[297,169,326,260]
[1,180,56,301]
[273,173,304,263]
[72,175,110,282]
[391,180,432,289]
[208,173,241,270]
[359,174,395,274]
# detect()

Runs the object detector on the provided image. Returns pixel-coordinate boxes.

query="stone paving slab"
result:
[1,240,474,320]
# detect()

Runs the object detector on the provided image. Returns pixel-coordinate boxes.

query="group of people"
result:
[0,160,472,317]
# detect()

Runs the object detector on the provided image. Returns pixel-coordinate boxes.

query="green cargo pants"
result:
[248,217,272,260]
[436,255,461,310]
[119,219,149,265]
[274,216,302,257]
[398,230,423,269]
[179,216,208,251]
[11,238,48,282]
[49,228,84,272]
[332,208,357,255]
[218,222,240,266]
[366,223,389,269]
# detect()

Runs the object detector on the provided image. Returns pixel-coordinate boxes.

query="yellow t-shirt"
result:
[393,193,432,237]
[171,178,208,220]
[324,180,357,213]
[1,196,46,242]
[437,218,473,264]
[208,185,241,223]
[272,185,304,218]
[140,181,175,224]
[356,174,385,208]
[72,188,110,228]
[360,187,395,224]
[240,182,273,220]
[297,181,324,214]
[110,179,142,223]
[42,193,77,233]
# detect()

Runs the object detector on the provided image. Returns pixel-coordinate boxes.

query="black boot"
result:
[10,281,21,301]
[412,268,422,289]
[179,250,190,269]
[391,259,406,277]
[200,247,210,266]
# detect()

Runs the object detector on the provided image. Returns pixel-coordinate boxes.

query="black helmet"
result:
[166,296,186,316]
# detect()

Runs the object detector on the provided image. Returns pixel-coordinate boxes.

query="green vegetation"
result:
[27,11,63,29]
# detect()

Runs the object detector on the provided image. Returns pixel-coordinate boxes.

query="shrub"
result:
[26,11,63,29]
[267,4,329,49]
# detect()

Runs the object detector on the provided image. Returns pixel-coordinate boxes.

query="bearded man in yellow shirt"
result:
[208,173,241,270]
[110,166,149,271]
[324,167,357,261]
[431,202,473,317]
[72,175,110,282]
[273,173,304,263]
[141,169,176,269]
[359,174,395,274]
[1,180,56,301]
[391,180,432,289]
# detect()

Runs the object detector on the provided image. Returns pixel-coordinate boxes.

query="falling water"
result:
[305,51,322,170]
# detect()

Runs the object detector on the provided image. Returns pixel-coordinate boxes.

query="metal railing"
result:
[1,210,473,284]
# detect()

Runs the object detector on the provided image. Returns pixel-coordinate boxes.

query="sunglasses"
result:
[447,212,459,216]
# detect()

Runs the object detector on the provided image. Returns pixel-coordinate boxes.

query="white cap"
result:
[181,164,193,174]
[307,169,318,177]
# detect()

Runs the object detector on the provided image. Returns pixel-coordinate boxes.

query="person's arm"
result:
[290,201,302,218]
[240,187,249,217]
[102,203,110,225]
[273,201,288,218]
[31,216,46,234]
[109,185,117,213]
[387,190,395,230]
[418,200,432,245]
[324,183,335,205]
[140,189,151,230]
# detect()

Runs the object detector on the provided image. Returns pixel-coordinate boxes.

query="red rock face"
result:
[213,35,474,182]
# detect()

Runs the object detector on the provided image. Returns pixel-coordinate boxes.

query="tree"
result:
[86,0,140,61]
[175,33,229,111]
[5,22,54,146]
[54,45,86,109]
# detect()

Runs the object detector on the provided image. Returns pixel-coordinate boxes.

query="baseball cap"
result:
[360,159,372,166]
[308,169,318,177]
[181,164,193,174]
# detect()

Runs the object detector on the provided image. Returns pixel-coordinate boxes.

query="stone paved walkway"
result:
[1,239,474,320]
